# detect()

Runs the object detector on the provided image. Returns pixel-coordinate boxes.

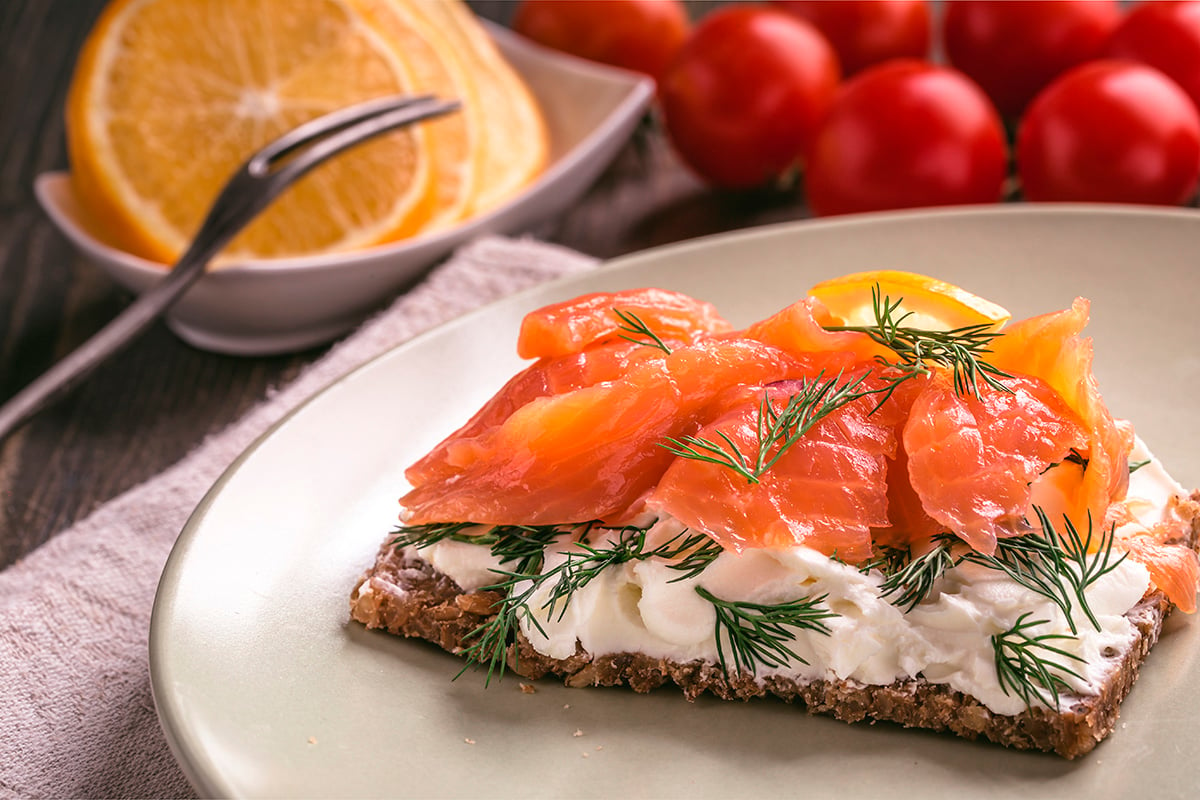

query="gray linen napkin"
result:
[0,235,597,800]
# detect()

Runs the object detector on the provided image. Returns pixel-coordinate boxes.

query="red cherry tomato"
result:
[771,0,931,74]
[658,6,840,189]
[942,0,1121,118]
[1106,1,1200,114]
[805,60,1008,216]
[511,0,690,82]
[1017,60,1200,205]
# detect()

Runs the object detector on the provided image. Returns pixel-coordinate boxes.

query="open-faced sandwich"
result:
[350,270,1199,758]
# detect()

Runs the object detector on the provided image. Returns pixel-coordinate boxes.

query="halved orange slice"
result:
[66,0,437,263]
[406,0,548,215]
[351,0,482,232]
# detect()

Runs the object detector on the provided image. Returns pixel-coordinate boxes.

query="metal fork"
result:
[0,94,460,442]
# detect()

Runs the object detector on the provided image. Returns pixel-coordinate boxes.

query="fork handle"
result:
[0,260,204,441]
[0,95,462,443]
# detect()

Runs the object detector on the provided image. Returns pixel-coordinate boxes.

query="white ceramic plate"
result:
[151,206,1200,798]
[35,24,653,356]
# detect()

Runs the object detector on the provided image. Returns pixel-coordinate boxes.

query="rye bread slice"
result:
[349,492,1200,759]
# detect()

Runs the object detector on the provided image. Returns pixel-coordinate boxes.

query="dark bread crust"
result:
[350,492,1200,759]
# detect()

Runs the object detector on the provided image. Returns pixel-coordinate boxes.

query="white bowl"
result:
[36,24,654,356]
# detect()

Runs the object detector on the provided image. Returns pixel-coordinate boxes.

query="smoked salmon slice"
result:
[406,340,663,486]
[648,378,895,561]
[866,374,944,549]
[516,288,733,359]
[902,372,1089,555]
[401,338,813,526]
[988,299,1134,531]
[743,295,892,366]
[1118,532,1200,613]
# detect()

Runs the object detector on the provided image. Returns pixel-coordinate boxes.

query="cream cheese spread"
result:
[410,438,1184,716]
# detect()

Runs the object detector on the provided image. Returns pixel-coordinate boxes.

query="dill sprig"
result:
[857,544,910,576]
[961,510,1123,634]
[1033,507,1126,632]
[696,587,838,676]
[456,579,537,685]
[1064,448,1089,468]
[665,534,725,582]
[876,535,961,612]
[389,521,477,550]
[456,525,619,685]
[824,285,1013,398]
[861,507,1123,619]
[1129,458,1151,473]
[660,371,876,485]
[476,523,576,574]
[961,532,1081,632]
[539,526,666,621]
[389,521,589,685]
[457,524,722,685]
[613,307,672,354]
[391,521,566,574]
[992,613,1086,710]
[1043,448,1089,474]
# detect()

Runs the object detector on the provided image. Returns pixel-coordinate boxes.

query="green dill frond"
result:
[857,544,911,576]
[389,521,478,550]
[482,523,588,574]
[961,528,1081,633]
[660,285,1013,484]
[661,371,878,484]
[660,426,758,483]
[877,535,961,611]
[661,282,1015,485]
[539,526,654,621]
[1032,507,1126,632]
[613,307,672,354]
[824,285,1013,398]
[453,578,537,686]
[660,532,724,582]
[696,587,838,677]
[1063,449,1089,468]
[961,507,1123,635]
[992,613,1085,710]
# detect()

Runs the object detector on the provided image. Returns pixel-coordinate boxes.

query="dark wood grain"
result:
[0,0,806,569]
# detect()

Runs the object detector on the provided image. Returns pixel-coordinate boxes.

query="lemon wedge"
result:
[808,269,1011,332]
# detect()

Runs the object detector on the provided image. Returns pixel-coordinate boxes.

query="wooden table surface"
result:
[0,0,804,569]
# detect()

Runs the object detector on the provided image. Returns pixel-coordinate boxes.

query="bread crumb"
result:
[573,729,584,737]
[464,738,476,745]
[563,704,571,710]
[519,683,536,694]
[595,745,604,751]
[307,737,317,745]
[582,752,590,758]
